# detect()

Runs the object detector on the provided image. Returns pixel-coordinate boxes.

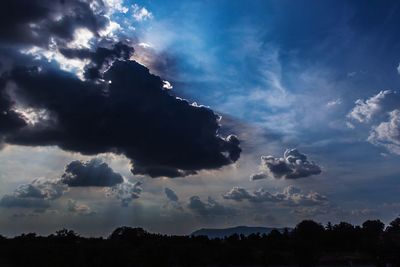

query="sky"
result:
[1,0,400,236]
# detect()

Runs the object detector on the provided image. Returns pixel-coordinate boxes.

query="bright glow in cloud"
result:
[21,46,90,80]
[12,106,50,126]
[99,21,121,38]
[138,42,153,48]
[67,28,94,49]
[163,80,173,90]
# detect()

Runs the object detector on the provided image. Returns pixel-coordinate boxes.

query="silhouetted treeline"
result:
[1,217,400,267]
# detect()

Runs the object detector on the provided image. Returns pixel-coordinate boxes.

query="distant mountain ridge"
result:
[191,226,288,239]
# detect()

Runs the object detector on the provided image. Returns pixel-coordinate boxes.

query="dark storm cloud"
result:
[187,196,235,217]
[0,76,27,137]
[0,58,241,177]
[0,0,241,177]
[0,178,67,208]
[251,149,321,180]
[61,159,124,187]
[164,187,179,202]
[0,0,109,47]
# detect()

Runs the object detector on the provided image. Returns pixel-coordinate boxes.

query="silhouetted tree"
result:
[0,217,399,266]
[293,220,325,267]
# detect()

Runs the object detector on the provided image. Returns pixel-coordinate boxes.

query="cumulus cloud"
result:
[164,187,179,202]
[250,149,321,180]
[187,196,235,217]
[106,181,142,207]
[347,90,399,123]
[223,185,328,207]
[1,61,241,177]
[61,158,123,187]
[348,90,400,155]
[368,109,400,155]
[0,178,67,208]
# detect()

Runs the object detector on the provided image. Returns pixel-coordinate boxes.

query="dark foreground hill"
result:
[191,226,288,238]
[0,217,399,266]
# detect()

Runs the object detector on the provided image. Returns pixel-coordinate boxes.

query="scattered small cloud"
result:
[347,71,357,77]
[249,172,268,181]
[346,121,355,129]
[106,181,143,207]
[223,185,328,207]
[0,178,67,209]
[326,98,342,108]
[132,4,153,21]
[187,196,235,217]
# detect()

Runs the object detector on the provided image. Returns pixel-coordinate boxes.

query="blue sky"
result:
[0,0,400,236]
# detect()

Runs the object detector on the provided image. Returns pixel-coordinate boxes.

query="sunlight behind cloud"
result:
[67,28,94,49]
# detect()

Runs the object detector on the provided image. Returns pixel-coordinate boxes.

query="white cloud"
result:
[99,21,121,38]
[348,90,400,155]
[132,4,153,21]
[104,0,129,14]
[347,90,395,123]
[368,109,400,155]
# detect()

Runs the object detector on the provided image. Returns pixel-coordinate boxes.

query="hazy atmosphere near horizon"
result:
[1,0,400,237]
